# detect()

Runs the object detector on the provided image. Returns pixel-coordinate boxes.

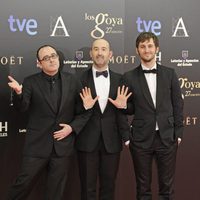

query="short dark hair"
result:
[136,32,159,48]
[36,45,57,61]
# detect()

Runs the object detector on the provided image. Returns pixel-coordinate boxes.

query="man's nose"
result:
[49,57,54,62]
[98,50,103,55]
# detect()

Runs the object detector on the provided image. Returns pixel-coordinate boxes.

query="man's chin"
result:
[94,62,105,67]
[142,57,154,63]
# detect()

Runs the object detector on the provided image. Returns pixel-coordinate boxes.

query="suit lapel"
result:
[36,73,56,113]
[87,69,97,98]
[57,72,70,115]
[86,69,102,113]
[103,70,116,113]
[138,66,155,109]
[156,65,164,109]
[108,70,116,98]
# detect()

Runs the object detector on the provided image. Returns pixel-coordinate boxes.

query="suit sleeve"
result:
[13,77,32,112]
[171,70,184,138]
[121,73,135,115]
[116,109,130,142]
[69,75,92,135]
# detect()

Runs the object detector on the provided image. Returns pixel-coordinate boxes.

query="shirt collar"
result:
[141,63,157,71]
[92,65,109,77]
[42,71,60,82]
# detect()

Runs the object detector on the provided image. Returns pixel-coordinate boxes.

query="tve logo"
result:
[8,15,38,36]
[136,17,161,36]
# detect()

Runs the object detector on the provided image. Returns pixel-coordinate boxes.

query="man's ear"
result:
[37,60,42,69]
[89,50,92,58]
[109,50,113,58]
[136,48,139,55]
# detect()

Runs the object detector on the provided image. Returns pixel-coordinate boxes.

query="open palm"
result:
[80,87,99,109]
[109,85,132,109]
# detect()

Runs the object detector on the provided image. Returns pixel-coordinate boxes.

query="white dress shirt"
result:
[92,66,110,113]
[141,64,159,130]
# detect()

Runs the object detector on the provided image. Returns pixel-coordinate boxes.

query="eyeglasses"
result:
[40,53,59,62]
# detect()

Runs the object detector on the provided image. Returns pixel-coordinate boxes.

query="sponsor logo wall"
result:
[0,0,199,199]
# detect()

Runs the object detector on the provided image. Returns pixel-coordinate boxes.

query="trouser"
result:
[130,131,178,200]
[7,153,72,200]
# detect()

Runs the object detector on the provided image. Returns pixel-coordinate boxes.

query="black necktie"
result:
[96,70,108,78]
[50,77,56,91]
[50,77,58,111]
[143,69,157,74]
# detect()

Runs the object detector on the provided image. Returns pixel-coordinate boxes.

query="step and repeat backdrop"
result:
[0,0,199,199]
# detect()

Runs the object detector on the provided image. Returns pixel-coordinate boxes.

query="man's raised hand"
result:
[108,85,132,109]
[80,87,99,109]
[8,76,22,94]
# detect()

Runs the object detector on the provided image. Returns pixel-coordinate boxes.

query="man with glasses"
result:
[7,45,92,200]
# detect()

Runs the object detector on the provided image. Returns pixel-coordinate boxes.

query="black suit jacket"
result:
[13,71,91,157]
[123,64,184,148]
[75,68,130,154]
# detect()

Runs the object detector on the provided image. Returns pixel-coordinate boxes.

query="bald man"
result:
[76,39,131,200]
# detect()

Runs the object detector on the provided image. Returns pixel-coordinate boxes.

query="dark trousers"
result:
[130,131,178,200]
[78,146,120,200]
[7,152,72,200]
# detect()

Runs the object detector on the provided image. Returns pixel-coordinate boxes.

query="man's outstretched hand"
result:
[108,85,132,109]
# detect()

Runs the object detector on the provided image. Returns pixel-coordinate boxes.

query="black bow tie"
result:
[96,70,108,78]
[143,69,157,74]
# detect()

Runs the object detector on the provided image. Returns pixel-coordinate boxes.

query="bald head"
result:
[91,39,111,51]
[90,38,112,70]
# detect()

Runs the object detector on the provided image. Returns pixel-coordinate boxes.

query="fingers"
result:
[118,85,125,95]
[53,130,62,134]
[83,87,88,96]
[59,123,66,127]
[108,98,114,103]
[8,75,22,93]
[54,124,67,134]
[94,95,99,102]
[88,88,91,96]
[8,75,16,82]
[53,129,71,141]
[8,75,16,88]
[80,87,91,97]
[8,82,13,88]
[117,86,121,96]
[108,98,117,107]
[54,127,63,134]
[121,85,125,95]
[126,92,132,99]
[118,85,130,97]
[124,86,128,96]
[53,132,65,141]
[80,92,84,101]
[53,130,66,140]
[83,87,89,96]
